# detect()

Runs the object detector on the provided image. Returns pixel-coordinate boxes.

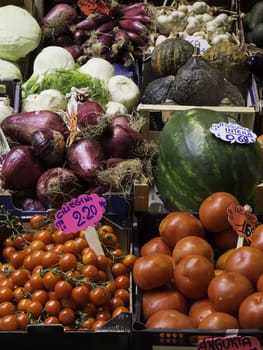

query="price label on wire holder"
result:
[227,203,259,244]
[55,193,106,234]
[197,335,261,350]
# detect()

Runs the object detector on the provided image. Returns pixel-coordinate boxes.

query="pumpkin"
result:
[169,51,225,106]
[141,75,176,104]
[150,37,194,77]
[203,42,251,98]
[154,108,263,212]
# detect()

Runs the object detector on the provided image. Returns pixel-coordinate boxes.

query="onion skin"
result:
[31,128,66,166]
[2,146,44,190]
[13,196,45,211]
[36,167,83,209]
[77,101,105,128]
[1,110,69,145]
[66,138,105,183]
[99,124,145,159]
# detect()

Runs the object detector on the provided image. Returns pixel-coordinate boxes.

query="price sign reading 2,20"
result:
[54,193,107,234]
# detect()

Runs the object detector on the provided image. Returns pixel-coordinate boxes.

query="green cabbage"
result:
[0,5,41,62]
[0,58,22,80]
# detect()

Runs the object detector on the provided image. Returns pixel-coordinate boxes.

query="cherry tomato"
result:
[122,254,137,270]
[31,289,49,305]
[199,192,239,233]
[33,229,53,244]
[71,285,90,305]
[15,312,31,330]
[111,262,128,277]
[91,319,107,330]
[0,301,16,316]
[54,280,73,299]
[44,299,62,316]
[0,287,13,302]
[80,264,99,280]
[159,212,205,248]
[41,251,59,268]
[58,307,75,325]
[26,300,43,318]
[0,314,18,330]
[44,316,60,324]
[80,317,95,329]
[30,214,46,230]
[114,288,129,305]
[112,305,129,318]
[10,269,30,286]
[115,274,130,290]
[82,248,98,266]
[89,287,111,306]
[42,271,63,290]
[59,253,77,272]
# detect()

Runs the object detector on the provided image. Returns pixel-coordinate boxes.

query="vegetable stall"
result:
[0,0,263,349]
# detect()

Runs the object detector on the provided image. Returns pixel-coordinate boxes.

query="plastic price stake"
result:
[197,335,260,350]
[77,0,110,16]
[67,94,78,147]
[227,203,259,246]
[54,193,106,234]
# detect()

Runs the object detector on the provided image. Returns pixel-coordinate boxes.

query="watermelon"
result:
[155,108,263,212]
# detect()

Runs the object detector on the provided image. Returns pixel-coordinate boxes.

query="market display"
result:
[0,0,263,346]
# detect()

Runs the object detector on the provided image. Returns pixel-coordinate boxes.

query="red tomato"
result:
[199,192,239,233]
[207,271,254,315]
[145,309,194,329]
[172,236,214,264]
[212,226,239,251]
[142,287,189,321]
[189,299,215,328]
[140,237,172,256]
[198,312,239,329]
[224,246,263,285]
[239,292,263,328]
[133,253,174,290]
[159,212,205,248]
[257,274,263,292]
[173,254,214,300]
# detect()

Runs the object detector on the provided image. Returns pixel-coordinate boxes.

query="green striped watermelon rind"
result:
[154,108,263,213]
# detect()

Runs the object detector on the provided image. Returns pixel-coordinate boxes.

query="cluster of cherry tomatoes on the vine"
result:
[0,211,136,331]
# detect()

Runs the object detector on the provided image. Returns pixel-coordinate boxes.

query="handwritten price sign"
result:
[55,193,106,234]
[227,203,259,242]
[197,335,260,350]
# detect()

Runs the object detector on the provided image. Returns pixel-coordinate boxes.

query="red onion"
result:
[42,4,79,39]
[1,110,69,145]
[99,124,145,159]
[13,196,45,211]
[66,138,105,183]
[111,114,130,127]
[96,20,117,33]
[31,128,66,167]
[36,167,83,209]
[77,101,105,129]
[121,15,151,24]
[76,17,98,31]
[2,146,44,190]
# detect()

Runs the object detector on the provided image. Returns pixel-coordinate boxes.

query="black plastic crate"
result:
[132,212,263,350]
[0,79,21,113]
[0,212,133,350]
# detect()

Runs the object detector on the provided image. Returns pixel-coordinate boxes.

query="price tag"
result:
[55,193,106,234]
[227,203,259,243]
[209,122,257,144]
[186,36,211,54]
[77,0,110,16]
[197,335,261,350]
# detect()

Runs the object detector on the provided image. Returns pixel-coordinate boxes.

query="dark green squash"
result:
[141,75,176,104]
[203,42,251,99]
[169,51,225,106]
[150,38,194,77]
